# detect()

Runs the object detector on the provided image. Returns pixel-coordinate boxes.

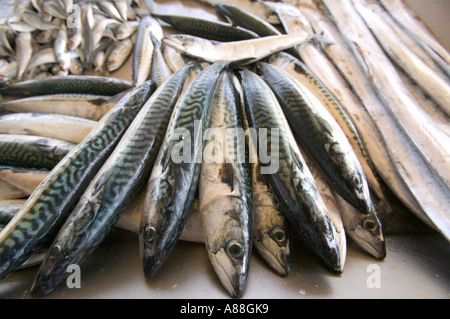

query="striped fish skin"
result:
[199,71,253,297]
[216,3,281,37]
[257,62,374,217]
[240,68,342,273]
[152,13,259,42]
[0,81,156,282]
[0,134,75,170]
[31,67,194,297]
[0,75,133,97]
[140,62,228,278]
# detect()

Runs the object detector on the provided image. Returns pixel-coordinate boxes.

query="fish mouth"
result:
[208,248,248,298]
[254,237,291,276]
[353,225,386,259]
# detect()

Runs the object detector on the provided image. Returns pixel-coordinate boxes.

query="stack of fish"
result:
[0,0,448,298]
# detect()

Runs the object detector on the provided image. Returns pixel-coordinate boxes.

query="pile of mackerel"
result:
[0,0,448,298]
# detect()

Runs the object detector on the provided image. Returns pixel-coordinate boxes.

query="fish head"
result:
[162,35,215,61]
[344,208,386,259]
[202,196,252,298]
[139,176,179,278]
[341,160,374,215]
[253,206,291,276]
[30,200,98,297]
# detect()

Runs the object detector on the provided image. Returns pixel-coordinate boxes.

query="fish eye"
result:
[227,240,244,259]
[270,227,287,245]
[49,244,61,259]
[352,175,362,188]
[362,218,378,233]
[144,226,157,243]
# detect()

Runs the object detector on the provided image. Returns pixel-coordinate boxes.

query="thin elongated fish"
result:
[199,71,253,298]
[31,68,193,297]
[162,43,187,73]
[132,16,156,86]
[194,0,280,25]
[0,134,74,170]
[0,113,95,144]
[0,81,156,282]
[354,0,450,117]
[240,68,341,273]
[149,33,173,87]
[140,62,228,278]
[105,38,133,73]
[80,3,95,70]
[0,94,113,121]
[153,13,259,42]
[257,62,374,217]
[216,3,281,37]
[234,74,291,277]
[163,33,312,64]
[297,0,422,219]
[0,166,47,200]
[322,0,450,190]
[0,75,133,97]
[319,0,450,240]
[379,0,450,77]
[21,9,58,31]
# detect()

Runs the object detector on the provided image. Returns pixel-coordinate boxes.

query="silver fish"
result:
[15,32,33,80]
[105,38,133,73]
[0,166,48,200]
[132,16,155,86]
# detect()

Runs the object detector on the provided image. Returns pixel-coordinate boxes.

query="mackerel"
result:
[240,68,341,273]
[31,67,194,297]
[199,71,253,297]
[0,81,156,281]
[0,134,74,170]
[132,16,156,86]
[0,113,95,144]
[149,33,173,87]
[152,13,259,42]
[257,62,374,216]
[0,94,113,121]
[105,38,133,73]
[140,62,228,277]
[162,33,312,64]
[0,75,133,97]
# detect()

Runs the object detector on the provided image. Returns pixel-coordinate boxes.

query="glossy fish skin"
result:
[132,16,156,86]
[257,62,374,217]
[0,75,133,97]
[199,71,253,298]
[240,68,341,273]
[0,166,48,200]
[0,134,75,170]
[152,13,259,42]
[0,81,156,282]
[149,33,173,87]
[216,3,281,37]
[140,62,228,278]
[0,94,113,121]
[0,113,96,144]
[31,68,193,297]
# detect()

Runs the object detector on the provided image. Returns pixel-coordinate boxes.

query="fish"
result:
[132,16,156,86]
[42,1,68,20]
[194,0,280,25]
[233,73,291,276]
[115,21,139,40]
[21,9,59,31]
[0,81,156,282]
[0,113,96,144]
[97,1,125,22]
[105,38,133,73]
[0,60,17,85]
[161,43,187,73]
[80,3,95,70]
[31,68,193,297]
[354,0,450,117]
[216,3,281,37]
[139,62,228,278]
[0,134,75,170]
[162,33,312,64]
[0,166,47,200]
[0,94,114,121]
[240,68,342,273]
[149,33,173,87]
[320,0,450,241]
[0,199,25,224]
[199,71,253,298]
[152,13,259,42]
[15,32,33,80]
[257,62,374,216]
[0,75,133,97]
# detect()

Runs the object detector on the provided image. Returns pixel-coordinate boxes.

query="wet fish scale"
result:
[0,82,156,281]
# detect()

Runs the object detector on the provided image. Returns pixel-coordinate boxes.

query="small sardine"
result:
[105,38,133,73]
[15,32,33,80]
[132,16,156,86]
[21,9,58,31]
[149,33,173,87]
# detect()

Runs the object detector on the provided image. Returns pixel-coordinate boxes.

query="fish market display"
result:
[0,0,448,299]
